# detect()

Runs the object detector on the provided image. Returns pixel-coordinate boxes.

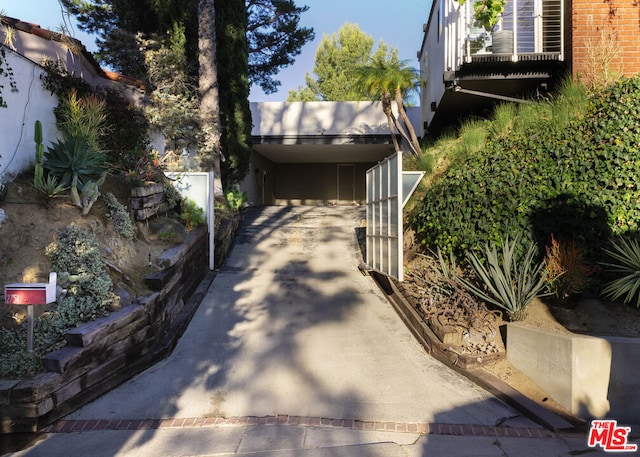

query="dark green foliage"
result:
[216,0,252,188]
[180,198,205,228]
[100,86,150,155]
[41,61,150,162]
[410,76,640,266]
[245,0,315,94]
[62,0,314,94]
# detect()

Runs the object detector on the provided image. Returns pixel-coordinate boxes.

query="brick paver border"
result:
[42,415,556,439]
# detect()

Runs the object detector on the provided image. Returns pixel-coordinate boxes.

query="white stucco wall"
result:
[0,47,59,184]
[420,0,447,130]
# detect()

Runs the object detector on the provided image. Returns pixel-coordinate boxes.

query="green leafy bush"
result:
[180,198,205,229]
[45,225,116,318]
[410,77,640,265]
[41,60,150,167]
[225,186,248,210]
[33,174,68,202]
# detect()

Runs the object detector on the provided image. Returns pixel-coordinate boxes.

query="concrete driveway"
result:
[9,205,579,457]
[66,205,528,424]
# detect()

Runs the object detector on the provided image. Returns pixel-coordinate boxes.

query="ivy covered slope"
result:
[410,77,640,262]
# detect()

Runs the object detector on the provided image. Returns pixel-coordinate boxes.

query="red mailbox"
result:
[5,273,57,305]
[4,273,57,351]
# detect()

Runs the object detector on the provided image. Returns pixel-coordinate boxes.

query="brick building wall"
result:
[571,0,640,83]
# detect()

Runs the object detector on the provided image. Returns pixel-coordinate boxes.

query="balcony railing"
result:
[445,0,564,71]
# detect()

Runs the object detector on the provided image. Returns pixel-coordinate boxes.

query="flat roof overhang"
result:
[252,134,396,164]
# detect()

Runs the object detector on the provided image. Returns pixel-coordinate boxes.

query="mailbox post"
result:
[4,273,57,351]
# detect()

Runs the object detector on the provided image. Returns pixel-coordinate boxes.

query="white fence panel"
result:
[366,153,403,281]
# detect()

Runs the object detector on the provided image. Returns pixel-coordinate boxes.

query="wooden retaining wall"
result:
[1,214,240,434]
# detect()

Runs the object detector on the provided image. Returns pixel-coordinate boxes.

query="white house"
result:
[0,16,144,185]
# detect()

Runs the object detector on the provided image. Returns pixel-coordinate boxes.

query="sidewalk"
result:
[4,206,634,456]
[6,415,625,456]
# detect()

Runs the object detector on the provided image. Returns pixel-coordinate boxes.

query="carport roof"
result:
[252,134,395,163]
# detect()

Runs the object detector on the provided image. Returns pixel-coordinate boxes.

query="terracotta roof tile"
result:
[1,16,145,90]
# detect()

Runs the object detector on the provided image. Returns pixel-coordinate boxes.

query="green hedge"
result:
[410,76,640,263]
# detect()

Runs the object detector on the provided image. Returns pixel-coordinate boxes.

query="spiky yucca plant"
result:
[459,237,548,321]
[601,238,640,307]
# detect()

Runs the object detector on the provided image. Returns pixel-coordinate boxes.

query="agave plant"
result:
[601,237,640,308]
[43,136,108,190]
[459,236,548,321]
[33,174,68,201]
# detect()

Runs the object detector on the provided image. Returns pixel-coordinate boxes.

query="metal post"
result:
[27,304,34,352]
[208,170,215,271]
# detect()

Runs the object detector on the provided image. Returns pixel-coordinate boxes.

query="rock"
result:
[0,208,6,227]
[113,283,133,306]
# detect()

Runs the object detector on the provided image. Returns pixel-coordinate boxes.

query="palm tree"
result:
[355,57,421,156]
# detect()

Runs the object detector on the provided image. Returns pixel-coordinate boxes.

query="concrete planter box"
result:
[507,322,640,423]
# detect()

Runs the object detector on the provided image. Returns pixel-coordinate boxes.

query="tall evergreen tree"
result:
[60,0,313,92]
[215,0,253,188]
[288,23,397,102]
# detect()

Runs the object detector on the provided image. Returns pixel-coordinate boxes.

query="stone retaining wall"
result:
[1,213,241,434]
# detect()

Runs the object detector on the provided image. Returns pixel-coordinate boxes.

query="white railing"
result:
[446,0,564,70]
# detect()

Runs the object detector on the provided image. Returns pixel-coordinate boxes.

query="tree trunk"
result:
[381,92,401,152]
[390,109,418,156]
[394,88,422,156]
[198,0,225,201]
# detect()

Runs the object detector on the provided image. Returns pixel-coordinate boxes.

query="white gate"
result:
[365,152,424,281]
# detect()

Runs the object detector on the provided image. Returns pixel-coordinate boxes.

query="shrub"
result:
[1,226,116,378]
[410,77,640,265]
[56,89,109,152]
[102,192,136,239]
[180,198,205,229]
[44,137,108,213]
[459,237,548,321]
[45,225,116,318]
[33,174,68,203]
[41,60,150,164]
[600,237,640,307]
[225,187,248,210]
[543,235,594,302]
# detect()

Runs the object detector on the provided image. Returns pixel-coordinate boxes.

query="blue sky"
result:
[1,0,430,101]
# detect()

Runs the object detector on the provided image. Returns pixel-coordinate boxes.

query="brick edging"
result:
[43,415,556,439]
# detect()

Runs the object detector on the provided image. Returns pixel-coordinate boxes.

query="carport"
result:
[245,101,420,206]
